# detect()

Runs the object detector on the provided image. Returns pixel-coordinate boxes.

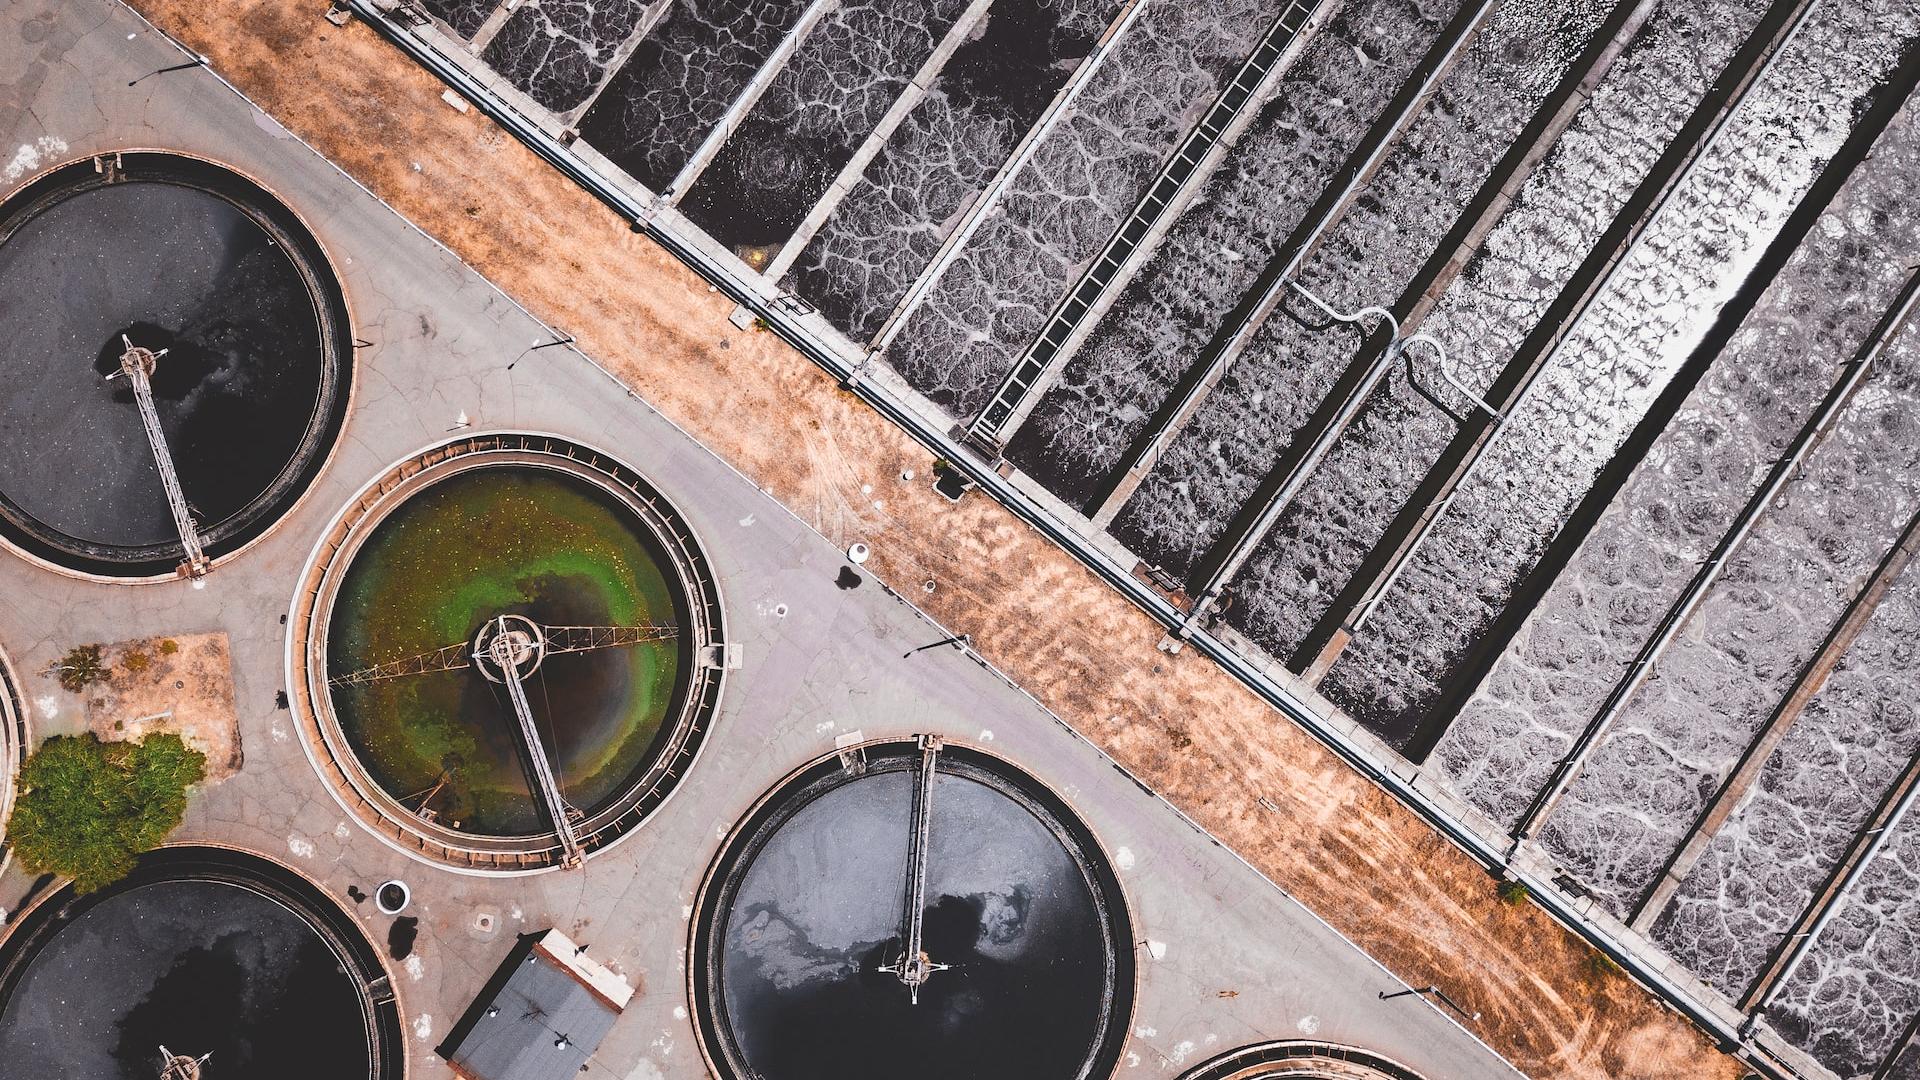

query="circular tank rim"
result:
[0,147,359,585]
[1176,1041,1430,1080]
[0,841,406,1080]
[686,736,1139,1080]
[0,644,27,877]
[288,431,727,876]
[312,449,704,852]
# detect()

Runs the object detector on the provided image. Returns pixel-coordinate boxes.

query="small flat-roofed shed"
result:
[438,928,633,1080]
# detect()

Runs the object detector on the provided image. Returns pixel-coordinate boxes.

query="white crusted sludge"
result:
[1110,0,1608,583]
[1533,10,1920,912]
[1651,556,1920,1001]
[1766,816,1920,1077]
[782,0,1119,342]
[680,0,972,253]
[576,0,813,189]
[483,0,653,113]
[1225,0,1771,700]
[419,0,497,40]
[1004,0,1462,506]
[890,0,1275,420]
[1434,0,1914,818]
[1321,0,1920,749]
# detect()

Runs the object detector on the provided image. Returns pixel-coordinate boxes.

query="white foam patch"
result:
[1297,1015,1320,1035]
[1114,846,1136,871]
[287,834,315,858]
[1132,1025,1156,1038]
[671,1005,687,1020]
[738,514,755,527]
[33,694,58,719]
[1171,1040,1196,1063]
[405,955,425,981]
[412,1014,433,1040]
[4,137,67,185]
[334,822,351,839]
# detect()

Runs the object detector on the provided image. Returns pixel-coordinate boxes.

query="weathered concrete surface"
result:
[6,1,1741,1077]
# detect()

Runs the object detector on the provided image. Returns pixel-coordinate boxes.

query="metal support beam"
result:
[866,0,1154,354]
[880,733,948,1002]
[1512,257,1920,846]
[486,617,587,868]
[1742,743,1920,1013]
[967,0,1327,446]
[1307,0,1824,677]
[110,337,210,578]
[330,623,677,686]
[1086,0,1501,526]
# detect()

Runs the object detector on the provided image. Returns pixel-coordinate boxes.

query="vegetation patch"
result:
[6,732,206,893]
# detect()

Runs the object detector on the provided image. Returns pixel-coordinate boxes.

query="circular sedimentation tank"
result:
[298,434,723,872]
[1177,1042,1429,1080]
[691,738,1134,1080]
[0,846,402,1080]
[0,151,352,578]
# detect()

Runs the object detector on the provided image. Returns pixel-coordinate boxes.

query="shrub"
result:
[157,639,179,656]
[56,644,108,693]
[122,650,152,675]
[6,733,207,893]
[1497,880,1531,907]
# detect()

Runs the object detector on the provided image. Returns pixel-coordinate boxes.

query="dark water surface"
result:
[0,879,368,1080]
[711,762,1122,1080]
[0,179,327,554]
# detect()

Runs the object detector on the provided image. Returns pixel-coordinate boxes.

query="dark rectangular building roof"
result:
[439,929,630,1080]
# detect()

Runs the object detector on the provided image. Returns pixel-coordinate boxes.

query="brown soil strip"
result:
[84,632,240,780]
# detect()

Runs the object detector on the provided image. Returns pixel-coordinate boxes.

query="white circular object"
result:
[375,879,411,915]
[847,543,870,565]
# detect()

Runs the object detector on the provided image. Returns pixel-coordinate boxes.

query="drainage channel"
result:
[966,0,1322,446]
[330,6,1809,1076]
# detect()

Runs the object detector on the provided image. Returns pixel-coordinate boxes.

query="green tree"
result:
[6,732,206,893]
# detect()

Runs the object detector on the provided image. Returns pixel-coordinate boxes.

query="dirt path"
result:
[122,3,1742,1077]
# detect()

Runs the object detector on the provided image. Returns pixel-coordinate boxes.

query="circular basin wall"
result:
[1178,1043,1429,1080]
[0,846,400,1080]
[0,645,23,867]
[692,740,1134,1080]
[0,151,352,577]
[300,434,724,871]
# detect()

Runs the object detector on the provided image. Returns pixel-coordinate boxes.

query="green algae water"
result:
[326,466,686,836]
